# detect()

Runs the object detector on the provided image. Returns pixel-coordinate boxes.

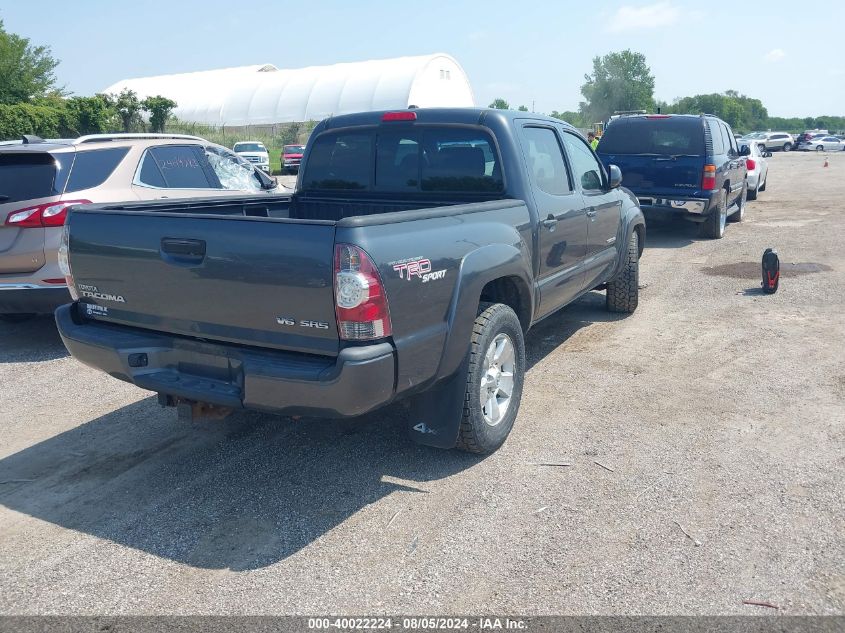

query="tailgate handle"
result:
[161,238,206,264]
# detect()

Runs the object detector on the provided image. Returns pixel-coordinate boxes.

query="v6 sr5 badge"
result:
[391,257,447,283]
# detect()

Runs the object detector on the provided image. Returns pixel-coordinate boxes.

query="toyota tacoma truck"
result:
[56,108,645,454]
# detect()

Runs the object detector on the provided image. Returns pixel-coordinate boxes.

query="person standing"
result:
[587,131,599,151]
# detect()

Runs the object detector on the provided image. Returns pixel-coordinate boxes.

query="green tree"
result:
[142,95,177,133]
[0,19,63,104]
[550,110,585,128]
[62,95,114,135]
[667,91,768,131]
[517,105,529,112]
[105,89,143,132]
[488,98,510,110]
[579,50,655,123]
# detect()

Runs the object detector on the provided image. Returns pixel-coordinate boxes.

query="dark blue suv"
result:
[596,114,748,239]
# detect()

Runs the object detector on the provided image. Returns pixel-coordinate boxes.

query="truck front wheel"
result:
[455,303,525,454]
[606,231,639,313]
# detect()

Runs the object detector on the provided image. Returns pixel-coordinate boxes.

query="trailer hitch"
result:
[158,394,233,422]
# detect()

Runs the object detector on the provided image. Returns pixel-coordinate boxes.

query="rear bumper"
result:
[637,194,717,221]
[55,303,396,418]
[0,284,71,314]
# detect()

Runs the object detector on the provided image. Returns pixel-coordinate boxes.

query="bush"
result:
[0,102,63,139]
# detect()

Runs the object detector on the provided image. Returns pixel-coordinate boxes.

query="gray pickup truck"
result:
[56,108,645,454]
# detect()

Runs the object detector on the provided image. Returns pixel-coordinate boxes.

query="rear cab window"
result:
[303,126,504,195]
[0,150,73,203]
[599,117,705,156]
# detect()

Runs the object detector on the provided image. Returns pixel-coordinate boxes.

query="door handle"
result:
[542,214,557,231]
[586,208,597,218]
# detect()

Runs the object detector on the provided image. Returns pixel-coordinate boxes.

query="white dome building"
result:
[103,54,475,126]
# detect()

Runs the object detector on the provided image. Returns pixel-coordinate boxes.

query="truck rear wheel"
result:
[606,231,639,313]
[455,303,525,454]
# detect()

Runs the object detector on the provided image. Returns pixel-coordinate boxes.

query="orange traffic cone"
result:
[824,158,829,167]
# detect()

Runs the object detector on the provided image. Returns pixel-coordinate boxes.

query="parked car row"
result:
[737,130,845,153]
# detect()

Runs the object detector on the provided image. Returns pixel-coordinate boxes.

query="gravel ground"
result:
[0,151,842,615]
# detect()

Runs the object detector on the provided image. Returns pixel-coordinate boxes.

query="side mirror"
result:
[739,145,751,156]
[608,164,622,188]
[254,167,277,190]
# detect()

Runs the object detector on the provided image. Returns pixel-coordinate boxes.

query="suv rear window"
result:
[0,151,72,203]
[599,118,705,155]
[65,147,129,193]
[303,127,504,194]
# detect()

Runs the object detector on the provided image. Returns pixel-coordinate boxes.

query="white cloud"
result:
[764,49,786,63]
[605,2,682,33]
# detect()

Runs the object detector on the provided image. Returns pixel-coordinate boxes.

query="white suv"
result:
[233,141,271,174]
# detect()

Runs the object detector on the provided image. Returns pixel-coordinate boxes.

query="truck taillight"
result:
[58,224,79,301]
[333,244,392,340]
[702,164,717,191]
[4,199,91,228]
[745,158,756,171]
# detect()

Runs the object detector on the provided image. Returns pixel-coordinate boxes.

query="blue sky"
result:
[1,0,842,117]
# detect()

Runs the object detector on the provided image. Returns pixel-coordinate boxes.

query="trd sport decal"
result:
[390,256,447,283]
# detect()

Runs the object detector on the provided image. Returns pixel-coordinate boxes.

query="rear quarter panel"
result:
[338,201,533,395]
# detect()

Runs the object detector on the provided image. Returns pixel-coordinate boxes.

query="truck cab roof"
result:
[321,108,581,135]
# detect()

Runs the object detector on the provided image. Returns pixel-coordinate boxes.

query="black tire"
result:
[700,188,727,239]
[759,176,767,192]
[606,231,639,313]
[816,145,824,152]
[783,142,792,152]
[728,182,747,222]
[455,303,525,454]
[0,313,36,323]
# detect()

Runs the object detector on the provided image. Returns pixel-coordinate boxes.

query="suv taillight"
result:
[4,199,91,228]
[333,244,392,340]
[702,164,717,191]
[58,224,79,300]
[746,158,756,171]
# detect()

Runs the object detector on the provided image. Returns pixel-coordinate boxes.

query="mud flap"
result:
[405,356,469,449]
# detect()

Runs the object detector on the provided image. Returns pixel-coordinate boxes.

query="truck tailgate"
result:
[67,210,340,355]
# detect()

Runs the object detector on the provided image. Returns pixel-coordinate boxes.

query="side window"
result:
[205,146,261,191]
[65,147,129,193]
[136,145,216,189]
[561,132,604,192]
[722,124,737,155]
[708,120,725,154]
[518,126,571,195]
